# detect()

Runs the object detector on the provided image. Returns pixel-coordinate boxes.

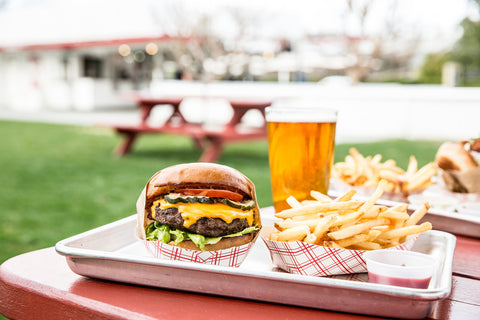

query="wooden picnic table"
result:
[0,208,479,319]
[113,96,272,162]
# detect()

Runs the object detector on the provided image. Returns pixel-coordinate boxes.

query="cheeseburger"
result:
[136,163,261,251]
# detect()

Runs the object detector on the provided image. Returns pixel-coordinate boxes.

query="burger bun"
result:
[435,142,478,171]
[146,162,255,200]
[170,233,256,251]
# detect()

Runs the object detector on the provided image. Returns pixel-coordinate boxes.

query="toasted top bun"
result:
[146,162,255,200]
[435,142,478,171]
[136,163,261,245]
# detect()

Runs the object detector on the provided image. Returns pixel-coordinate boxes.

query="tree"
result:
[418,52,448,84]
[340,0,421,83]
[449,18,480,69]
[150,2,265,81]
[470,0,480,10]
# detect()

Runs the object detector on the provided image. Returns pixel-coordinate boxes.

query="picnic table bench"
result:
[113,96,272,162]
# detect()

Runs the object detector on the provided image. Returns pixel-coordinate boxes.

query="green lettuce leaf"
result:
[170,228,186,244]
[145,222,171,243]
[145,222,258,251]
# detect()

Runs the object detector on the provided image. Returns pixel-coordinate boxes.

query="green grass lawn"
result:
[0,120,443,263]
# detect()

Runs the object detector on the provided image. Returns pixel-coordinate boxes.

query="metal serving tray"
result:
[56,210,456,319]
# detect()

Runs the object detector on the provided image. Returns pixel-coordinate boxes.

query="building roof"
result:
[0,0,178,51]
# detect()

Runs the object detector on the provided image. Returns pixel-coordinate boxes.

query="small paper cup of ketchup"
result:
[363,250,436,289]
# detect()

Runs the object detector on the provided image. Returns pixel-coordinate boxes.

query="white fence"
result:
[1,80,479,143]
[150,81,480,143]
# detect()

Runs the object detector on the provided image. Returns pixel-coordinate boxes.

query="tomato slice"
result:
[176,188,244,202]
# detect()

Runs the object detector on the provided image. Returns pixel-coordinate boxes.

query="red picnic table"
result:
[113,96,272,162]
[1,207,479,320]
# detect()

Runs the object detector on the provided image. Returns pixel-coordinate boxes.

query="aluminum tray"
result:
[55,210,456,319]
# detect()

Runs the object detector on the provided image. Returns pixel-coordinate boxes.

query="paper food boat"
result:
[262,231,417,277]
[143,238,258,268]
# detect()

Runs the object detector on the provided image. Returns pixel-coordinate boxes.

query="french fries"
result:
[269,180,432,250]
[275,201,364,219]
[332,148,436,195]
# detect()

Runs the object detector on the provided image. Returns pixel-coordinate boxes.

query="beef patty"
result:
[150,206,249,237]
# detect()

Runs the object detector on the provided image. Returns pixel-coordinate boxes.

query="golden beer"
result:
[266,107,337,212]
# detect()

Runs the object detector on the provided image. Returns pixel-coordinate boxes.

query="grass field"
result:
[0,120,443,264]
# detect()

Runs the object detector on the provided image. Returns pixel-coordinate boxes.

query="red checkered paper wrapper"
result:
[262,229,417,276]
[143,238,257,267]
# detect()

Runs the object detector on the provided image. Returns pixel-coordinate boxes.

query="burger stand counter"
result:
[1,209,480,320]
[112,96,272,162]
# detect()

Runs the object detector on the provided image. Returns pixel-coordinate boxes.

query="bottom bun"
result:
[169,232,256,251]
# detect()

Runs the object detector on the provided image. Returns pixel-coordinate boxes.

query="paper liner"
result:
[143,238,256,267]
[414,184,480,207]
[262,234,417,277]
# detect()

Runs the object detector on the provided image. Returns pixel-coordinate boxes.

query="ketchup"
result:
[368,272,431,289]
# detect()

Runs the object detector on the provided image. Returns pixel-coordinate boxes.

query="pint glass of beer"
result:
[266,104,337,212]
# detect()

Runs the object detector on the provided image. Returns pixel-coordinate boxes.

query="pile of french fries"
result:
[269,180,432,250]
[332,148,436,194]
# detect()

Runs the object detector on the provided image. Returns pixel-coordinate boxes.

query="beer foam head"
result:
[266,99,337,123]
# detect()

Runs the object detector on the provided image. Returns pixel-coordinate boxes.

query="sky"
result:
[189,0,473,37]
[0,0,476,52]
[184,0,476,53]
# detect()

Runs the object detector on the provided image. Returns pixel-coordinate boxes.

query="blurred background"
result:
[0,0,479,266]
[0,0,479,104]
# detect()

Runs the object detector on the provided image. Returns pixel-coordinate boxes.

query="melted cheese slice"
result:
[151,199,254,228]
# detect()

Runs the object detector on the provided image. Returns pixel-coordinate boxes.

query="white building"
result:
[0,38,181,111]
[0,0,181,111]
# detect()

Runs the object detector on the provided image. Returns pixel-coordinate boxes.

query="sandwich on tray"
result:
[136,163,261,259]
[435,139,480,193]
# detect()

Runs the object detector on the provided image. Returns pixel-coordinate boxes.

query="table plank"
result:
[429,275,480,320]
[449,275,480,306]
[0,248,395,320]
[70,277,387,320]
[2,243,480,320]
[430,299,480,320]
[452,235,480,280]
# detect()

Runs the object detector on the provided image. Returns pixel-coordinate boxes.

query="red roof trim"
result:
[0,35,186,52]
